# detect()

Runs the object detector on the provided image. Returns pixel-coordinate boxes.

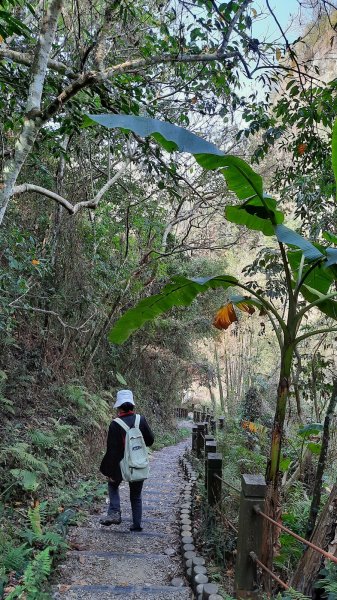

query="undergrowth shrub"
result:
[0,382,111,500]
[274,482,311,575]
[315,562,337,599]
[217,419,268,489]
[6,547,52,600]
[0,478,107,597]
[0,370,15,416]
[0,381,115,597]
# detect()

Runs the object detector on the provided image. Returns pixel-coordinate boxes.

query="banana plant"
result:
[85,113,337,490]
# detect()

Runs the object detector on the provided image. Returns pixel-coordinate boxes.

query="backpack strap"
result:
[114,417,130,432]
[135,414,140,428]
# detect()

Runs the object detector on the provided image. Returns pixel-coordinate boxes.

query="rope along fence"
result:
[249,552,289,591]
[191,416,337,596]
[213,473,240,496]
[255,506,337,565]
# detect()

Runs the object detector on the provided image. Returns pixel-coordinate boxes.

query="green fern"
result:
[0,369,7,385]
[0,395,15,415]
[10,469,39,491]
[57,384,110,428]
[1,543,31,572]
[65,384,88,409]
[0,369,15,414]
[23,547,51,588]
[50,420,79,442]
[6,547,52,600]
[29,430,57,450]
[315,563,337,599]
[4,584,24,599]
[40,531,68,551]
[28,505,42,536]
[28,502,48,535]
[279,589,311,600]
[6,443,49,475]
[0,567,6,599]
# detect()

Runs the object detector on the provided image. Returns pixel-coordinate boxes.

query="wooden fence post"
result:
[192,425,198,454]
[196,423,205,458]
[204,434,214,445]
[219,416,225,429]
[207,453,222,506]
[204,434,214,457]
[204,441,217,489]
[235,474,267,599]
[210,418,216,434]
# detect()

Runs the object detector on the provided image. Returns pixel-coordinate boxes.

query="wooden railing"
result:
[175,407,189,418]
[190,421,336,597]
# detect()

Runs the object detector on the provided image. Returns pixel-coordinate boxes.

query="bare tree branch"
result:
[0,47,74,76]
[41,51,240,122]
[13,163,129,214]
[10,304,95,331]
[216,0,253,56]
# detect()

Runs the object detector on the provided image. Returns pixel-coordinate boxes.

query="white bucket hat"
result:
[113,389,135,409]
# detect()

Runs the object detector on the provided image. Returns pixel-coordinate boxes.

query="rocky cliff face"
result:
[296,13,337,83]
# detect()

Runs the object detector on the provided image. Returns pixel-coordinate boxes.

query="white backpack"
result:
[114,414,149,482]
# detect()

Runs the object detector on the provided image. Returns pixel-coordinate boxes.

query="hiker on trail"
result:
[99,389,154,531]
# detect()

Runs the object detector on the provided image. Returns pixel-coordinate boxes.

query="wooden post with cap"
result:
[196,423,205,458]
[205,441,217,489]
[207,453,222,506]
[235,474,267,598]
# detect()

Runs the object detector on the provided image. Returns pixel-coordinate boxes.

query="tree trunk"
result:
[292,349,303,424]
[214,343,225,412]
[207,380,216,414]
[306,378,337,539]
[290,484,337,595]
[311,359,320,421]
[267,371,291,484]
[224,346,231,412]
[261,350,293,591]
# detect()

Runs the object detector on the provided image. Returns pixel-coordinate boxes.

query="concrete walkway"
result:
[53,438,192,600]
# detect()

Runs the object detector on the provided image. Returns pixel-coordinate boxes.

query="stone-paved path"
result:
[53,438,192,600]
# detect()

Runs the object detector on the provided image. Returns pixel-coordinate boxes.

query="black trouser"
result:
[108,479,143,528]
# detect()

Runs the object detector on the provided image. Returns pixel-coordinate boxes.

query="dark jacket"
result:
[100,412,155,480]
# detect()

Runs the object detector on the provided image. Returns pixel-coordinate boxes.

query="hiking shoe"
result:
[99,511,121,526]
[130,525,143,532]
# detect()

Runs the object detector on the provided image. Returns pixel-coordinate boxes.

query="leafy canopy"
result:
[85,113,337,343]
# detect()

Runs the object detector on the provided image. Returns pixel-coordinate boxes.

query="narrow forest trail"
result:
[53,436,193,600]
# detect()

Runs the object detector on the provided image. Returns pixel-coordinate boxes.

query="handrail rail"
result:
[255,506,337,565]
[249,552,289,590]
[213,503,238,534]
[213,473,240,495]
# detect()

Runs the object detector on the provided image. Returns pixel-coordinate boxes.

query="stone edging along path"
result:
[178,455,222,600]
